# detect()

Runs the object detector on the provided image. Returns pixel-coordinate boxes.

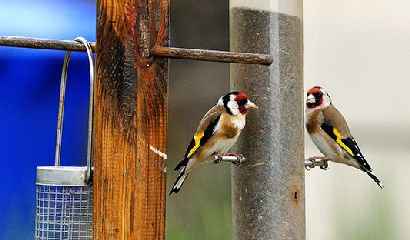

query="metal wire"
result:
[35,185,93,240]
[74,37,95,183]
[54,38,95,183]
[36,37,94,240]
[54,51,70,167]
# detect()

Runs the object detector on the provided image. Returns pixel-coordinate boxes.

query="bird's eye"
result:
[237,99,247,106]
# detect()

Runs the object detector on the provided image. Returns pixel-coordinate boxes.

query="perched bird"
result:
[305,86,383,188]
[170,91,258,195]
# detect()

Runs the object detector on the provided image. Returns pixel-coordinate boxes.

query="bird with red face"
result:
[305,86,383,188]
[170,91,258,195]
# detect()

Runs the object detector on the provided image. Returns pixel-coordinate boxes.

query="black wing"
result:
[174,114,221,171]
[320,122,372,172]
[321,122,383,188]
[340,137,372,172]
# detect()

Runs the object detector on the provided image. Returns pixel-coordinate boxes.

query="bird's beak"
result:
[306,94,316,104]
[245,100,259,109]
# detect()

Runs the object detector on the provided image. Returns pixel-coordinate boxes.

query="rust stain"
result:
[290,175,300,209]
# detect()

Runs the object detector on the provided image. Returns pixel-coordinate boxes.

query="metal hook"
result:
[54,37,95,183]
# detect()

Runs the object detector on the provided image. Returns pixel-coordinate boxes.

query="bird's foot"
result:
[306,156,329,170]
[213,152,223,164]
[320,159,329,170]
[225,153,245,165]
[305,159,315,170]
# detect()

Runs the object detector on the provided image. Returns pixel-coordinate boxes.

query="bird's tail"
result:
[365,170,384,189]
[169,165,188,195]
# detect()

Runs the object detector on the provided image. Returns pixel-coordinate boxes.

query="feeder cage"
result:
[35,37,95,240]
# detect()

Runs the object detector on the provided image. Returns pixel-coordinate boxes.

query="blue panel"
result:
[0,1,95,239]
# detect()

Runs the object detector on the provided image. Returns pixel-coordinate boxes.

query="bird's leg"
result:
[307,156,326,161]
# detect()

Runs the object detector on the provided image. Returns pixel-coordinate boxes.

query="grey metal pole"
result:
[230,1,304,240]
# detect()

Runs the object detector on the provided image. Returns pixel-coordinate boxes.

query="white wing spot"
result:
[175,175,187,189]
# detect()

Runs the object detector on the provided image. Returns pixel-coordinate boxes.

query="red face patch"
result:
[234,92,249,115]
[238,106,246,114]
[234,92,248,102]
[307,87,321,94]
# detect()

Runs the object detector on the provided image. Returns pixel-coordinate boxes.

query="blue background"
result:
[0,1,95,239]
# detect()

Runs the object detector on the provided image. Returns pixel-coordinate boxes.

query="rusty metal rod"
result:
[0,36,272,65]
[0,36,96,52]
[152,45,273,65]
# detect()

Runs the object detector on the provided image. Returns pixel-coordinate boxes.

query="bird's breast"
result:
[305,109,323,134]
[217,114,245,139]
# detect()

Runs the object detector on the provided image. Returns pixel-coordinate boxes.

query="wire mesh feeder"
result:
[35,169,93,239]
[35,37,95,240]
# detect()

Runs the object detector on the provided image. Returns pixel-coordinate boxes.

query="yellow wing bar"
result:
[187,131,205,158]
[333,128,354,156]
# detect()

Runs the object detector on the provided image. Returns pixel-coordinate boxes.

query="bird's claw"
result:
[305,156,329,170]
[305,156,317,170]
[305,160,314,170]
[232,154,245,165]
[213,152,222,164]
[319,159,329,170]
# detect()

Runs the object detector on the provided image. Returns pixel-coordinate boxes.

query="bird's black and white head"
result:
[218,91,258,115]
[306,86,332,110]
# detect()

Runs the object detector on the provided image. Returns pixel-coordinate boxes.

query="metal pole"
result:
[230,1,304,240]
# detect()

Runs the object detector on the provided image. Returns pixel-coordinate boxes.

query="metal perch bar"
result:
[0,36,273,65]
[218,156,240,162]
[215,155,328,169]
[213,154,246,164]
[304,157,329,169]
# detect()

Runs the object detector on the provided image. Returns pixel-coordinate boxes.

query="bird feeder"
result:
[35,37,94,240]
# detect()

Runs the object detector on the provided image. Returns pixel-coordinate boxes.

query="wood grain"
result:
[94,0,168,239]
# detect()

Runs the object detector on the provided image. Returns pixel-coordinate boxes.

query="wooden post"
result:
[94,0,169,239]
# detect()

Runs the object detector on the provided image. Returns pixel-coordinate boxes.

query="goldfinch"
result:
[170,91,258,195]
[305,86,383,188]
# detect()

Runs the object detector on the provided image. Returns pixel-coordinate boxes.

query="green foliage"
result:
[335,194,396,240]
[167,165,232,240]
